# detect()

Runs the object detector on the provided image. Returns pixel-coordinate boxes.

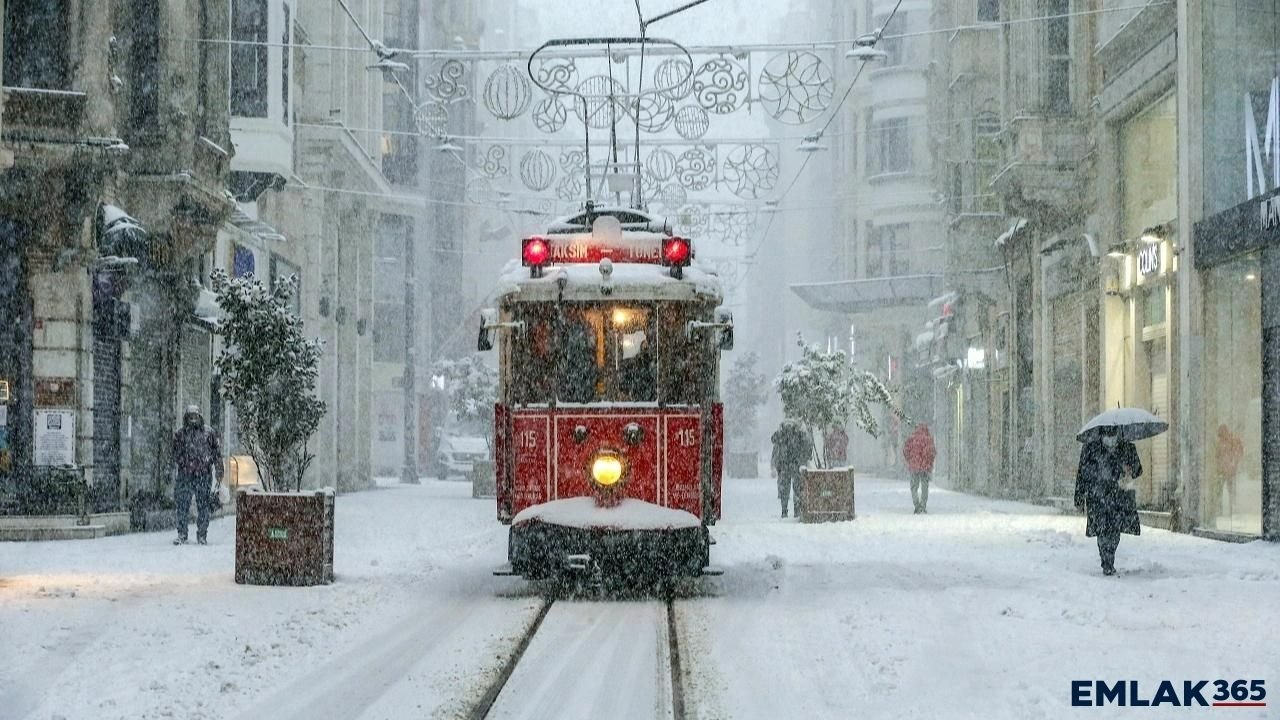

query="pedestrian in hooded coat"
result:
[171,405,222,545]
[771,419,812,518]
[902,423,936,514]
[1074,428,1141,575]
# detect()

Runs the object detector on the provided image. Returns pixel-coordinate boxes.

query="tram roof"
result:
[495,258,724,303]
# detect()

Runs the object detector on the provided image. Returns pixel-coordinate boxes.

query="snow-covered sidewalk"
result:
[682,475,1280,719]
[1,474,1277,719]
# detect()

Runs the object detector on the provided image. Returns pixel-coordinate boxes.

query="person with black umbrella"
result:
[1074,426,1142,575]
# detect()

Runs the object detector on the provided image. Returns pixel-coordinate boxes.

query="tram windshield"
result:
[510,302,708,405]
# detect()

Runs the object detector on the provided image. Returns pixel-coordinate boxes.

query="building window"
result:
[230,0,268,118]
[1043,0,1071,114]
[131,0,161,132]
[3,0,69,89]
[869,117,911,174]
[373,303,407,362]
[978,0,999,22]
[866,224,909,277]
[382,91,419,185]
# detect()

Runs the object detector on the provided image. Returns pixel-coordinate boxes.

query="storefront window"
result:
[1120,91,1177,241]
[1202,1,1280,215]
[1202,253,1263,535]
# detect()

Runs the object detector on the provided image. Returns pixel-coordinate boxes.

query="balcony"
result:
[1,87,87,143]
[990,116,1089,210]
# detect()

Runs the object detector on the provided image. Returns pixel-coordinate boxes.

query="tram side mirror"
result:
[477,308,498,351]
[716,309,734,351]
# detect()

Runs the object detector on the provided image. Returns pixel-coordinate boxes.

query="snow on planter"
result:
[512,497,701,531]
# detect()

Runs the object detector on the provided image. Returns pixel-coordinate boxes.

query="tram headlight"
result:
[591,452,624,487]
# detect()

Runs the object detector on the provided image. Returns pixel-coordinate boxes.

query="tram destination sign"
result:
[540,234,664,264]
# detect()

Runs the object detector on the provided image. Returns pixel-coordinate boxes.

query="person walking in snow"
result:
[902,423,936,514]
[171,405,222,545]
[771,419,812,518]
[1074,427,1141,576]
[824,425,848,467]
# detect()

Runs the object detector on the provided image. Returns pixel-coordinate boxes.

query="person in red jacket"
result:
[902,423,936,514]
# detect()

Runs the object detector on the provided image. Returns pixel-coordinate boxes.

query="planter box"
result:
[472,459,496,498]
[235,490,334,586]
[798,467,855,523]
[726,451,758,479]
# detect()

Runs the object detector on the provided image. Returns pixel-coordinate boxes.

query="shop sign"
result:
[1261,193,1280,231]
[1138,244,1161,276]
[33,409,76,466]
[1246,77,1280,200]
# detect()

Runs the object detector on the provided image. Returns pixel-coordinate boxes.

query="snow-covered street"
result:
[2,475,1278,719]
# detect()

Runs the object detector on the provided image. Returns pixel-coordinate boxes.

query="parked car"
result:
[434,434,489,480]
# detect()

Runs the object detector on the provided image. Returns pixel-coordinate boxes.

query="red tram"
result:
[479,205,732,580]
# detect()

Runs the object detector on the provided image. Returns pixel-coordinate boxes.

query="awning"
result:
[229,205,286,243]
[790,274,946,314]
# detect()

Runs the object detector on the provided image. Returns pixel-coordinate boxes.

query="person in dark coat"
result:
[771,419,812,518]
[1074,427,1141,575]
[171,405,222,545]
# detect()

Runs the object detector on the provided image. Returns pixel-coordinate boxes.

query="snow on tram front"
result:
[477,205,732,581]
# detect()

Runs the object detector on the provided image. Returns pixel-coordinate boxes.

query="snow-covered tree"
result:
[773,334,899,468]
[212,270,325,492]
[723,351,768,452]
[432,354,498,452]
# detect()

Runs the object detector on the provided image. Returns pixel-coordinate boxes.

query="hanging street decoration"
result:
[575,75,628,129]
[646,148,678,181]
[532,94,569,133]
[673,105,711,140]
[692,57,750,115]
[422,59,469,105]
[757,51,834,125]
[483,64,533,120]
[722,144,780,199]
[477,145,509,179]
[633,92,675,133]
[654,58,695,101]
[414,100,449,138]
[533,57,579,93]
[519,149,557,192]
[675,146,717,191]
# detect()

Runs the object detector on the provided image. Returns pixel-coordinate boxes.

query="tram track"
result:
[470,592,689,720]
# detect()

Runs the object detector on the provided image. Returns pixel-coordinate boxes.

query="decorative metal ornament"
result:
[673,106,710,140]
[534,58,578,93]
[484,64,533,120]
[676,204,709,234]
[414,100,449,138]
[477,144,509,179]
[692,57,750,114]
[422,59,469,105]
[646,148,677,181]
[559,149,586,175]
[633,92,675,133]
[532,95,568,134]
[758,51,834,125]
[574,75,628,129]
[653,58,694,100]
[705,259,742,289]
[675,146,717,192]
[466,177,496,206]
[721,144,779,199]
[715,209,756,247]
[556,174,584,202]
[519,149,557,192]
[660,183,688,207]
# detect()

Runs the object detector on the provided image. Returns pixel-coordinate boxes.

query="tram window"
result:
[659,304,707,405]
[557,305,601,403]
[511,304,556,404]
[610,306,656,402]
